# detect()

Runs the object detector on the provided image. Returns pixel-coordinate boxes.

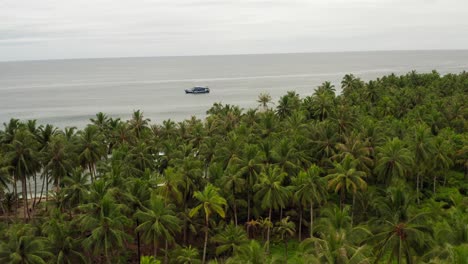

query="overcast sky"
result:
[1,0,467,61]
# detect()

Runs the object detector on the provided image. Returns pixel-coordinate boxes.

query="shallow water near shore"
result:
[1,50,467,127]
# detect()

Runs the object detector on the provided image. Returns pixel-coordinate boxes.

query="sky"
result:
[1,0,467,61]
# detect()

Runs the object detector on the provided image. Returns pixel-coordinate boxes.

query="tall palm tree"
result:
[42,210,87,263]
[4,128,40,220]
[129,110,150,139]
[43,135,74,193]
[80,194,131,263]
[234,144,263,222]
[173,245,201,264]
[77,125,106,182]
[135,194,181,262]
[221,167,245,226]
[61,168,90,213]
[253,165,291,253]
[274,216,296,261]
[374,138,414,185]
[326,154,367,211]
[212,223,248,256]
[189,184,227,264]
[257,93,272,111]
[408,124,434,200]
[228,240,265,264]
[372,212,432,264]
[293,165,327,239]
[0,224,52,263]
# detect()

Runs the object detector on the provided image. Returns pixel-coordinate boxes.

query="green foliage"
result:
[0,71,466,263]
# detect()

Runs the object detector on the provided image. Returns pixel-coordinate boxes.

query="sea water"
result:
[0,50,467,128]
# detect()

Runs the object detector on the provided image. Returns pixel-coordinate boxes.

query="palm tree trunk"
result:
[28,176,34,211]
[266,207,272,254]
[233,199,238,226]
[247,191,251,223]
[284,240,288,264]
[105,235,110,264]
[22,178,29,220]
[416,173,420,204]
[164,240,169,264]
[298,208,302,241]
[13,174,18,211]
[136,220,141,263]
[340,188,345,209]
[310,202,314,237]
[202,215,209,264]
[154,238,158,258]
[45,174,49,212]
[33,173,38,208]
[351,194,355,226]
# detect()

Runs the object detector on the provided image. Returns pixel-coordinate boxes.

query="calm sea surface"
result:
[1,50,467,127]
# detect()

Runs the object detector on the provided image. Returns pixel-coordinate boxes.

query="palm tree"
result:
[43,135,74,193]
[235,144,263,222]
[129,110,150,139]
[77,125,106,182]
[372,212,432,264]
[189,184,227,264]
[135,194,181,262]
[4,128,40,220]
[274,216,296,261]
[253,165,291,253]
[0,224,52,263]
[326,154,367,211]
[301,205,372,264]
[408,124,434,200]
[228,240,265,264]
[61,168,90,213]
[374,138,413,185]
[212,223,248,256]
[80,194,131,263]
[220,166,245,226]
[42,210,87,263]
[173,245,201,264]
[257,93,272,111]
[293,165,327,239]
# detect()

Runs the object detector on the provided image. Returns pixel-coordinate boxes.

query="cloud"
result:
[0,0,467,61]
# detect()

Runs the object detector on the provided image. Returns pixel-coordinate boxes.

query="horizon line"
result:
[1,48,468,63]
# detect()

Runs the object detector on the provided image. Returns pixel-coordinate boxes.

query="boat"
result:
[185,86,210,94]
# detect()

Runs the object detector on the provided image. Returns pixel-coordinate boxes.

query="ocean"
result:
[1,50,467,127]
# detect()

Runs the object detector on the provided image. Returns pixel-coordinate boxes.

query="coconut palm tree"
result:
[326,154,367,211]
[43,135,74,193]
[293,165,327,239]
[228,240,265,264]
[212,223,248,256]
[274,216,296,261]
[374,138,414,185]
[61,168,90,213]
[189,184,227,264]
[135,194,181,262]
[80,194,131,263]
[233,144,263,222]
[173,245,201,264]
[42,210,87,263]
[0,224,52,263]
[257,93,272,111]
[129,110,150,139]
[253,165,291,253]
[77,125,106,182]
[4,128,40,220]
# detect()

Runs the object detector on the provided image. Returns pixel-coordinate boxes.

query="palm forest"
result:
[0,71,467,264]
